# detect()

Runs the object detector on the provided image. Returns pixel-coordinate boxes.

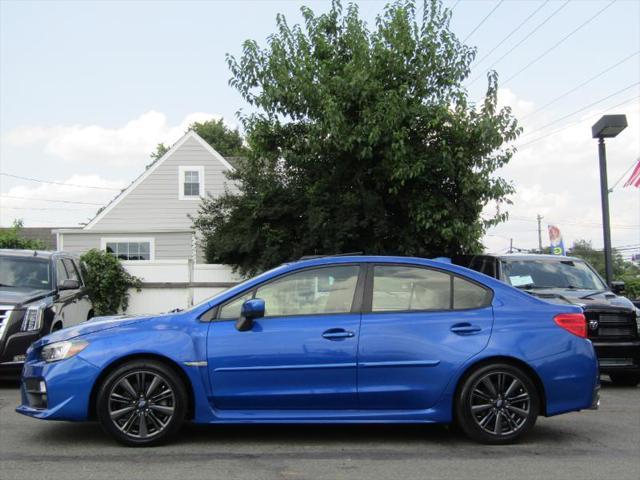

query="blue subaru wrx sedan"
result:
[17,255,599,446]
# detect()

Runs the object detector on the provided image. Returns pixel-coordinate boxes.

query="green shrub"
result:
[80,249,142,315]
[0,220,45,250]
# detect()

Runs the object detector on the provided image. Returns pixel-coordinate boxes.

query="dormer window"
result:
[179,166,205,200]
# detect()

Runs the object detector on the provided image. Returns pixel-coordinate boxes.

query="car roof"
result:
[0,249,77,259]
[484,253,582,262]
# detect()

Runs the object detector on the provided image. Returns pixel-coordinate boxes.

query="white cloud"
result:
[2,110,229,167]
[484,91,640,255]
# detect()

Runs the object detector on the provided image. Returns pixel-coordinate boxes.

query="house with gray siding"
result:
[55,130,234,263]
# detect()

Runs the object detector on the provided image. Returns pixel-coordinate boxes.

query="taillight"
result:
[554,313,587,338]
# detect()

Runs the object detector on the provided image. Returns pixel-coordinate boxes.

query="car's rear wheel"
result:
[96,359,187,447]
[456,363,539,444]
[609,372,640,387]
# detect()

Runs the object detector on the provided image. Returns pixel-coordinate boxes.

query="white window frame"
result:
[179,166,205,200]
[100,237,155,261]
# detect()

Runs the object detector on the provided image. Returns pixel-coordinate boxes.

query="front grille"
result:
[586,309,638,340]
[0,305,13,340]
[599,358,634,367]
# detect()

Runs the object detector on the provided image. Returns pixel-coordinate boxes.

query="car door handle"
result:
[450,323,482,334]
[322,328,355,340]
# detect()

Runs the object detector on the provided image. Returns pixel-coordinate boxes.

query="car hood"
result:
[522,288,635,311]
[30,314,154,349]
[0,287,53,307]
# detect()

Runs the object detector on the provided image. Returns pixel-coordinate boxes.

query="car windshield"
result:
[0,256,52,290]
[501,258,606,290]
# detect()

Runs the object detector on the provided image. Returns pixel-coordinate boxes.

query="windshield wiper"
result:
[579,289,610,299]
[514,284,556,290]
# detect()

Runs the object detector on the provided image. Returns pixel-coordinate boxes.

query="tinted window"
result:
[62,259,81,284]
[372,266,451,311]
[502,259,605,290]
[219,292,253,319]
[453,276,490,309]
[0,256,52,290]
[255,266,360,317]
[56,259,70,284]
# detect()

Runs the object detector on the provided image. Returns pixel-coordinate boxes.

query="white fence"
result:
[121,260,243,315]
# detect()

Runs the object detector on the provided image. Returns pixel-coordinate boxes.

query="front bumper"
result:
[16,354,100,421]
[592,340,640,374]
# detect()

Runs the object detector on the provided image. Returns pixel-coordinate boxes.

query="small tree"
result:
[569,239,640,299]
[80,249,142,315]
[151,118,248,163]
[0,219,45,250]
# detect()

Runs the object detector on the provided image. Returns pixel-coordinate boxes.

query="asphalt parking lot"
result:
[0,378,638,480]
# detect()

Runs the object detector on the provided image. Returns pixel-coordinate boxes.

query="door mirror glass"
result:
[59,278,80,291]
[236,298,265,331]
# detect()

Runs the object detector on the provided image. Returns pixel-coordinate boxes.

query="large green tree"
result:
[194,0,520,276]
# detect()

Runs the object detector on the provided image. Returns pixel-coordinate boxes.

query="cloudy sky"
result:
[1,0,638,258]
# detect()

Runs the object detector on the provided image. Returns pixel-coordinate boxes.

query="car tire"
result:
[96,359,188,447]
[609,373,640,387]
[455,363,540,444]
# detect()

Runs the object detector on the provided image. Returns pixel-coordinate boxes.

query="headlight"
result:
[40,340,89,363]
[21,304,45,331]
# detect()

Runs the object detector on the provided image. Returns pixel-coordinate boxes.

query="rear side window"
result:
[453,276,491,309]
[372,266,451,311]
[371,265,491,312]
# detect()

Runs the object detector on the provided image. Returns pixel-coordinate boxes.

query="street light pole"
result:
[597,137,614,286]
[591,114,628,288]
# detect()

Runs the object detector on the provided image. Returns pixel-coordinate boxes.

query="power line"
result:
[0,205,90,212]
[0,172,122,191]
[451,0,461,12]
[519,83,640,140]
[463,0,505,43]
[516,95,639,148]
[0,195,104,206]
[520,50,639,121]
[501,0,617,86]
[467,0,570,86]
[472,0,550,68]
[508,215,639,230]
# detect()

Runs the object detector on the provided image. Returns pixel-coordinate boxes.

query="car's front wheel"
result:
[96,359,188,447]
[456,363,540,444]
[609,372,640,387]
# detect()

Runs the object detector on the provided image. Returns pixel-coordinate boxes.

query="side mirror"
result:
[235,298,265,332]
[611,281,625,295]
[59,279,80,291]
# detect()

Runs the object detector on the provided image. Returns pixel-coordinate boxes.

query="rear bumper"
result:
[592,340,640,373]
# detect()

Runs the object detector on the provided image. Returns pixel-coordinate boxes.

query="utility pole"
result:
[509,238,513,254]
[536,214,543,252]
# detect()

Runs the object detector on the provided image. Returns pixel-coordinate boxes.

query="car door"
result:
[357,264,494,410]
[207,264,364,410]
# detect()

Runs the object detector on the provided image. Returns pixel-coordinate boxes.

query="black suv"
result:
[0,249,93,378]
[453,253,640,386]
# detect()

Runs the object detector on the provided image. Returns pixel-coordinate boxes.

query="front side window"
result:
[219,293,253,319]
[105,241,151,261]
[372,266,451,312]
[62,258,81,284]
[179,166,204,199]
[254,265,360,317]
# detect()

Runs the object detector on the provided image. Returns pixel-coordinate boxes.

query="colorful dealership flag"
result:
[624,158,640,188]
[548,225,566,256]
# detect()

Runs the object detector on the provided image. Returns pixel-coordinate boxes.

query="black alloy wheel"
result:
[97,360,187,446]
[456,363,539,444]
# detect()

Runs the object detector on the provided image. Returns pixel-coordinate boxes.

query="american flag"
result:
[624,158,640,188]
